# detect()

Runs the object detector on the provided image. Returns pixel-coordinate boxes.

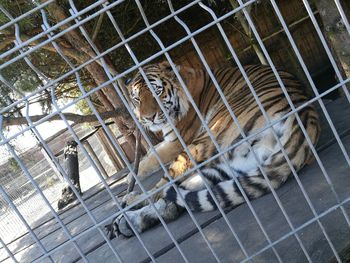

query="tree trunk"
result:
[315,0,350,89]
[42,1,137,151]
[3,109,124,126]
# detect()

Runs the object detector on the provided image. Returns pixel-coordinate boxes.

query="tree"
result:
[313,0,350,89]
[3,110,124,127]
[1,0,139,150]
[0,0,223,153]
[0,0,273,155]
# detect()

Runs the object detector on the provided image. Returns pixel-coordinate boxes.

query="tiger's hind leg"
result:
[107,198,183,238]
[111,167,229,238]
[111,137,220,237]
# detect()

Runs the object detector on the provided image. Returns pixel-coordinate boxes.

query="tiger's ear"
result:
[124,78,132,86]
[158,60,181,72]
[124,78,133,93]
[158,61,197,88]
[176,65,196,82]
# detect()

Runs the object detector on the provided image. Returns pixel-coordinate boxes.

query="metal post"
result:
[96,127,124,170]
[57,140,82,210]
[83,140,109,179]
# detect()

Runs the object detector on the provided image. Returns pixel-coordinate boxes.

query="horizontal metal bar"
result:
[0,0,113,60]
[0,0,252,115]
[242,196,350,263]
[0,0,54,31]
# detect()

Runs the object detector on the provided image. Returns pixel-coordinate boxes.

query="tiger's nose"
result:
[144,113,156,121]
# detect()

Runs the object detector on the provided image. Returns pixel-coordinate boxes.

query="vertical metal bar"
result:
[12,25,125,263]
[40,5,183,261]
[131,0,282,261]
[165,1,286,261]
[1,122,89,263]
[167,0,286,260]
[0,0,119,61]
[268,0,350,230]
[67,5,191,262]
[3,7,125,261]
[0,11,90,263]
[103,2,221,261]
[236,0,347,261]
[0,185,54,263]
[0,236,18,263]
[39,8,158,261]
[131,0,265,260]
[25,108,125,263]
[196,2,333,261]
[242,195,350,262]
[66,1,207,261]
[302,0,350,102]
[302,2,350,170]
[333,0,350,35]
[0,0,204,116]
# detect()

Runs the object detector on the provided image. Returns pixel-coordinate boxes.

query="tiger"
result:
[105,61,320,239]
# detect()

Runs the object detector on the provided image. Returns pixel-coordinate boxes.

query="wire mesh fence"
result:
[0,0,349,262]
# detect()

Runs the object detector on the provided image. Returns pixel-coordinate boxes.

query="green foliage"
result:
[0,0,234,117]
[0,0,39,31]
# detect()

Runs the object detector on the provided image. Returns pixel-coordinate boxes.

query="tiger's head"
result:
[127,62,190,132]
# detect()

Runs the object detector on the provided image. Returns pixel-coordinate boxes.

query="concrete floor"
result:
[1,98,350,263]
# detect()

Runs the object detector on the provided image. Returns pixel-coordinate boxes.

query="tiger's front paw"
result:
[169,152,192,178]
[105,210,141,239]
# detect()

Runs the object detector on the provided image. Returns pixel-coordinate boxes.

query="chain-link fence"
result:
[0,0,350,262]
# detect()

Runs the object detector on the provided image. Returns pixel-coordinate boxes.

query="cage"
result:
[0,0,349,262]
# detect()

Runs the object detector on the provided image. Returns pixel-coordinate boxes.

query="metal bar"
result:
[101,2,210,261]
[1,0,350,262]
[0,0,114,60]
[36,11,188,261]
[242,195,350,263]
[67,2,191,261]
[37,10,155,261]
[0,0,54,31]
[1,2,257,227]
[0,185,54,263]
[302,0,350,101]
[0,13,91,263]
[0,0,253,115]
[5,13,123,263]
[152,0,282,259]
[83,140,109,179]
[237,0,349,261]
[15,16,121,263]
[333,0,350,35]
[199,2,349,261]
[192,2,313,260]
[0,235,18,263]
[166,1,307,260]
[270,0,350,228]
[0,0,196,69]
